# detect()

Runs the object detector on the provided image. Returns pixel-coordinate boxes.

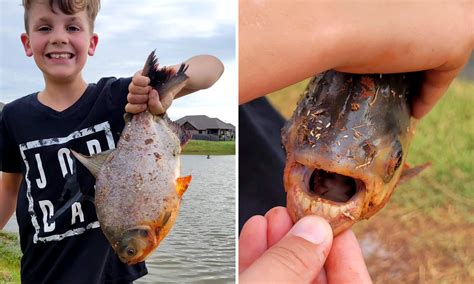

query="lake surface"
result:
[4,155,236,283]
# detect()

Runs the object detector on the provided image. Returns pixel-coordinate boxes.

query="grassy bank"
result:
[268,78,474,283]
[0,231,21,283]
[182,140,235,155]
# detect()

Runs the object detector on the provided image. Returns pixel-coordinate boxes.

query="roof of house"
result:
[175,115,235,130]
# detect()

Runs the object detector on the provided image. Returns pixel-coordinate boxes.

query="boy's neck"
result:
[38,75,89,112]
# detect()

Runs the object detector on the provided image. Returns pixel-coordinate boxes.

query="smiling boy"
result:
[0,0,224,283]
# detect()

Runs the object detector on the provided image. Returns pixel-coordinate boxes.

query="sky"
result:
[0,0,237,125]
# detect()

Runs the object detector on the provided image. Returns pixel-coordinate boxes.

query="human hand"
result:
[239,207,372,283]
[125,70,172,115]
[239,0,473,118]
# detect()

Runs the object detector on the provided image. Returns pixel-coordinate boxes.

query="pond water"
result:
[4,155,236,283]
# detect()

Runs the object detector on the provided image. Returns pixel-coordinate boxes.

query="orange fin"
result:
[397,162,431,185]
[176,175,192,198]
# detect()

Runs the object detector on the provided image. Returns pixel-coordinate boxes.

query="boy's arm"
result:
[0,172,22,229]
[126,55,224,115]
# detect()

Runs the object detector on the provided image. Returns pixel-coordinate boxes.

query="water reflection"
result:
[136,155,235,283]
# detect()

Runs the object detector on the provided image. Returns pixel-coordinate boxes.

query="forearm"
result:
[170,55,224,98]
[239,0,474,104]
[0,172,21,229]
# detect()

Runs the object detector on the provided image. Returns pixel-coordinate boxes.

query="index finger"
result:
[132,71,151,87]
[325,230,372,283]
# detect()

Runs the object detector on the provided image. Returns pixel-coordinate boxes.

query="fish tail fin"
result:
[176,175,192,198]
[142,50,189,99]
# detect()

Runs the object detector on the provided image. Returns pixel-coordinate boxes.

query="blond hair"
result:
[22,0,101,33]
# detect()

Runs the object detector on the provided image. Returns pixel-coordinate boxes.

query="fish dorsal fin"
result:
[71,149,115,178]
[161,116,192,148]
[397,162,431,185]
[176,175,192,198]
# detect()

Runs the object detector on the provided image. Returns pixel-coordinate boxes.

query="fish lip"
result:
[285,159,367,231]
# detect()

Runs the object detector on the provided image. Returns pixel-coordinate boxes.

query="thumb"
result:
[148,89,165,115]
[239,216,333,283]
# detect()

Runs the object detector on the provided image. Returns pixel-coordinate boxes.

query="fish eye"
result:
[383,141,403,183]
[126,247,136,256]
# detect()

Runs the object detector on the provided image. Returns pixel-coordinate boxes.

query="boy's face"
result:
[21,1,98,82]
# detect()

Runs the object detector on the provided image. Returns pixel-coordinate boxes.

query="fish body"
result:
[73,51,191,264]
[282,71,423,235]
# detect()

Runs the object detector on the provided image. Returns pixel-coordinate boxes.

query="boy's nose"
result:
[49,31,69,45]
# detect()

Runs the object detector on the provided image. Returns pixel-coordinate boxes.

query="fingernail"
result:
[289,216,332,245]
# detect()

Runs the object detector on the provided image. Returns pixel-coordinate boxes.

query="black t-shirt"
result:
[1,77,147,283]
[238,97,287,232]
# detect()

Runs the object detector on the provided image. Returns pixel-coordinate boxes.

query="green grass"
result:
[268,78,474,282]
[0,231,21,283]
[396,79,474,221]
[182,140,235,155]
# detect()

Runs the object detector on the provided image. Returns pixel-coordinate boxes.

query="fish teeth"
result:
[301,196,310,211]
[329,207,340,218]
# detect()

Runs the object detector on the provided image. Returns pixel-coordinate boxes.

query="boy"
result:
[0,0,224,283]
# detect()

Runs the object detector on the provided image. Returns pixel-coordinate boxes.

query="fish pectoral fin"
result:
[176,175,192,198]
[71,149,115,178]
[123,113,133,123]
[398,162,432,185]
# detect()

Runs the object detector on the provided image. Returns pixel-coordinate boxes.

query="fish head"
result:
[282,71,420,235]
[115,225,157,264]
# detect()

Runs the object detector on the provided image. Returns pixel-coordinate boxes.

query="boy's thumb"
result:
[240,216,333,283]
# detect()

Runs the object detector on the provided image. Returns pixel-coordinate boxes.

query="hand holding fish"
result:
[126,54,224,115]
[239,0,473,118]
[239,207,371,283]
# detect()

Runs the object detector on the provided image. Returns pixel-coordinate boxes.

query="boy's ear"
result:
[20,33,33,57]
[88,33,99,56]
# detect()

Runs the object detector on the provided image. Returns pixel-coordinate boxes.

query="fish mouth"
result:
[308,168,364,204]
[285,161,367,234]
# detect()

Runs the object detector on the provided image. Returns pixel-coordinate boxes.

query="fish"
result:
[281,71,429,235]
[71,50,192,264]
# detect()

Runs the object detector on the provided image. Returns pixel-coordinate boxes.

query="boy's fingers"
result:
[148,89,165,115]
[239,215,268,273]
[412,69,455,119]
[325,229,372,283]
[132,72,150,86]
[240,216,333,283]
[125,103,147,114]
[265,206,293,248]
[127,93,149,104]
[128,84,151,95]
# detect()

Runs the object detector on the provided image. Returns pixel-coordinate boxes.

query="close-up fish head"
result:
[282,71,425,235]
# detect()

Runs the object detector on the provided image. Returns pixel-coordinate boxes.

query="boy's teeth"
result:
[50,53,71,59]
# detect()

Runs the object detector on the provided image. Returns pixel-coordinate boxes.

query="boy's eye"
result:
[38,26,51,32]
[67,26,80,32]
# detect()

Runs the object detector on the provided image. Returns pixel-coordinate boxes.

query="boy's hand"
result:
[125,70,174,115]
[125,71,151,114]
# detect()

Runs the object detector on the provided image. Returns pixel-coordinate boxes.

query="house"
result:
[175,115,235,141]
